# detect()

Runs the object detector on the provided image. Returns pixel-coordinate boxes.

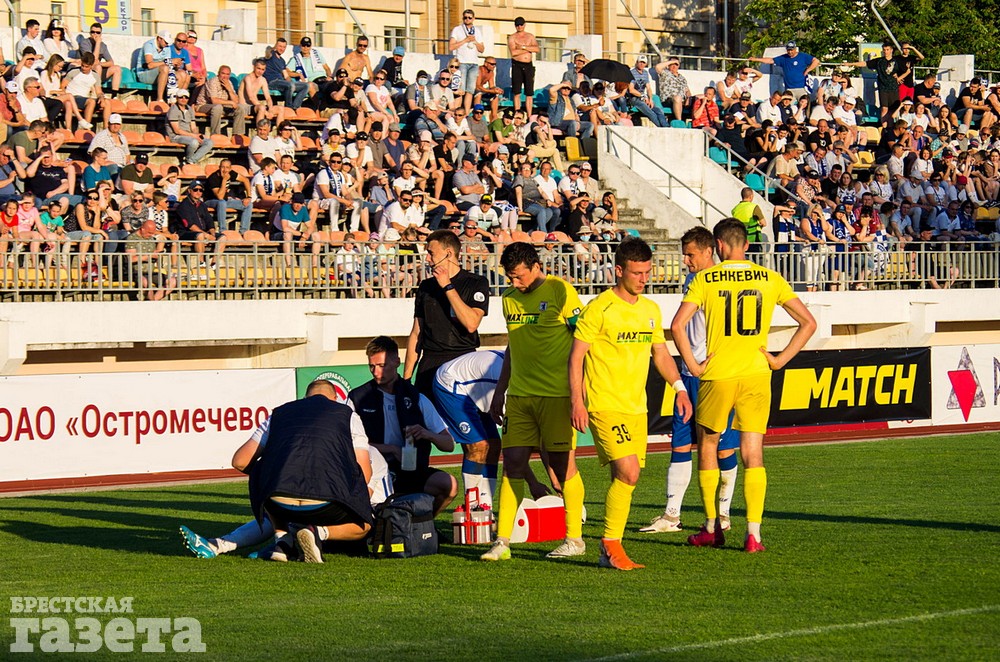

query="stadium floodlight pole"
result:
[871,0,901,51]
[339,0,372,45]
[618,0,663,61]
[405,0,411,53]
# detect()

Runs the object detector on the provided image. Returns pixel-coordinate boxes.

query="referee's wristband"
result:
[672,380,687,394]
[442,283,455,292]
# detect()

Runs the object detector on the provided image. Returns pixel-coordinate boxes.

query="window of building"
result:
[536,37,565,63]
[384,27,415,52]
[140,8,155,37]
[50,2,64,21]
[183,12,196,32]
[315,22,325,47]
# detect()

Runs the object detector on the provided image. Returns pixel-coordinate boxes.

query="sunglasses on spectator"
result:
[330,159,343,163]
[176,38,187,44]
[131,196,144,202]
[449,65,460,70]
[440,76,452,82]
[376,76,386,81]
[90,29,102,34]
[465,224,478,229]
[87,195,100,201]
[400,196,413,202]
[358,44,368,49]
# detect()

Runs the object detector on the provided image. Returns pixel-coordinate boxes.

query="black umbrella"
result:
[580,58,635,84]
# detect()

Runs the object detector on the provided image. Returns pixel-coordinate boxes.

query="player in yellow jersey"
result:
[569,238,693,570]
[671,218,816,553]
[481,242,587,562]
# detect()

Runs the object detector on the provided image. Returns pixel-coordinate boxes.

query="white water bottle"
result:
[401,430,417,472]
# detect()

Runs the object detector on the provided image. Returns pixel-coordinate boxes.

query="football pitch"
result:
[1,434,998,660]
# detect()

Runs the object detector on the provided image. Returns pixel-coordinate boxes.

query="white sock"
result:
[747,521,761,540]
[220,519,274,550]
[665,460,692,519]
[718,466,738,518]
[484,476,497,508]
[705,518,716,533]
[461,472,482,500]
[209,538,237,554]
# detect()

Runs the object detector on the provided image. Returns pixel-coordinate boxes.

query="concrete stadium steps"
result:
[613,200,677,245]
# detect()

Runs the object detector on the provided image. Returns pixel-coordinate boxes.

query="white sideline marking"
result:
[582,605,1000,661]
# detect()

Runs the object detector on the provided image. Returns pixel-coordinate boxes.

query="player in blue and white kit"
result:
[179,388,392,560]
[640,227,740,533]
[433,349,504,506]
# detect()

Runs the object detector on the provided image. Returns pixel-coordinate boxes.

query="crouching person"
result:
[350,335,458,515]
[234,379,375,563]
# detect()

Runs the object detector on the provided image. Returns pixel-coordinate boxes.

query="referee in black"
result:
[404,229,490,400]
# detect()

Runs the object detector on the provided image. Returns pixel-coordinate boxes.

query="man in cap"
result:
[138,30,175,103]
[378,46,409,112]
[174,180,223,266]
[507,17,539,115]
[726,91,759,130]
[119,153,154,200]
[87,113,130,170]
[453,154,485,211]
[748,41,819,103]
[165,88,214,164]
[628,55,668,128]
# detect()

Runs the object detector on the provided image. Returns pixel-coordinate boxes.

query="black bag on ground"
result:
[370,492,439,558]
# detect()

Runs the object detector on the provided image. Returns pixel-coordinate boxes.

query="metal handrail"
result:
[703,130,804,205]
[2,237,997,301]
[602,127,729,223]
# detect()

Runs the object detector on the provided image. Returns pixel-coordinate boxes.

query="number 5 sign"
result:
[81,0,132,34]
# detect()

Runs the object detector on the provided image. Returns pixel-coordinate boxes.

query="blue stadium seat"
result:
[709,146,738,169]
[120,67,153,92]
[745,172,774,195]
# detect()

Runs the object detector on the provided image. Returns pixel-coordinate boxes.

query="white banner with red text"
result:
[0,369,296,485]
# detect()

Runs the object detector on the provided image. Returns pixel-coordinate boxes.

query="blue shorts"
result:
[432,381,498,445]
[672,373,739,451]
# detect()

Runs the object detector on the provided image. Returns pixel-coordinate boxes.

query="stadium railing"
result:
[0,238,996,301]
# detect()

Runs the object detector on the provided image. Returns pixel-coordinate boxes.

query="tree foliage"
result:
[735,0,1000,73]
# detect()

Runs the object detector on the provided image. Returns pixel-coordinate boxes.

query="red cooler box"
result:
[510,495,566,543]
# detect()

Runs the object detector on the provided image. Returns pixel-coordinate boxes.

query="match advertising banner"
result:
[931,344,1000,426]
[770,348,932,427]
[80,0,132,35]
[0,369,296,483]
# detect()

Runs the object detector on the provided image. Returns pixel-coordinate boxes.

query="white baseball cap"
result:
[157,30,172,42]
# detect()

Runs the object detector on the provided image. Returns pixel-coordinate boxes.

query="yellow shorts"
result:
[589,411,648,467]
[697,373,772,435]
[502,395,576,452]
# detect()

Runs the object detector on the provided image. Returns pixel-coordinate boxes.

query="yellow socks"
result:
[496,476,525,540]
[602,478,635,540]
[744,466,767,524]
[699,469,721,525]
[562,472,585,539]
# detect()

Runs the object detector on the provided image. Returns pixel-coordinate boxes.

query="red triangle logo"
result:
[947,370,978,422]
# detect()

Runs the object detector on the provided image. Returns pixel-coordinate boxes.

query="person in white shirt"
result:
[16,20,46,71]
[448,9,484,113]
[382,190,426,233]
[273,154,302,193]
[62,53,109,129]
[248,119,280,174]
[756,90,784,125]
[16,76,48,123]
[832,95,862,147]
[809,96,837,126]
[311,152,362,230]
[445,106,478,161]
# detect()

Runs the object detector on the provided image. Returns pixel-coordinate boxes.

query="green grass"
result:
[1,434,999,660]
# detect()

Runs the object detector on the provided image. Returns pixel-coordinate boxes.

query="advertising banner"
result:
[80,0,132,35]
[0,369,296,483]
[771,348,932,427]
[931,344,1000,426]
